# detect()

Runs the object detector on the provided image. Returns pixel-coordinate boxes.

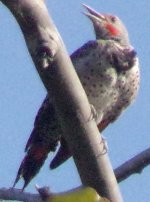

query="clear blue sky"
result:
[0,1,149,201]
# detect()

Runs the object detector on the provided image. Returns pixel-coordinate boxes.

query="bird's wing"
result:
[13,95,62,190]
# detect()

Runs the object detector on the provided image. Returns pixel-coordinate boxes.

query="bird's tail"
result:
[13,145,49,191]
[50,138,71,169]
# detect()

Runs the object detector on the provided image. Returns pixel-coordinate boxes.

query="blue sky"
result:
[0,0,150,201]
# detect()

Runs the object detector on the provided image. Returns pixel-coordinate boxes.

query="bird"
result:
[13,4,140,190]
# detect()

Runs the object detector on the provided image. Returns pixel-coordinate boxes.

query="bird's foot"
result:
[88,104,98,122]
[98,136,108,156]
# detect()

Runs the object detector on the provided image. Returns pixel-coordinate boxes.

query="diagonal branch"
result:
[1,0,122,201]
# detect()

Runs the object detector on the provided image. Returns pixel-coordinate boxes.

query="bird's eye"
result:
[110,16,116,23]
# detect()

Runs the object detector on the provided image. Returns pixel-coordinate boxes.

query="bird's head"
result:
[83,4,130,46]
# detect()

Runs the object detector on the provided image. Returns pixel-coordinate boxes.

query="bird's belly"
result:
[100,60,140,123]
[80,59,140,124]
[78,62,118,123]
[82,79,118,123]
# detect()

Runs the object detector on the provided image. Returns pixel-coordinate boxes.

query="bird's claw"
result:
[101,136,108,154]
[88,104,98,122]
[97,136,108,156]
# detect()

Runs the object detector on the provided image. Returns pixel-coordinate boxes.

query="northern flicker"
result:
[13,4,140,190]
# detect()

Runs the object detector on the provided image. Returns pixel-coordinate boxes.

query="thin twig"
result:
[115,147,150,182]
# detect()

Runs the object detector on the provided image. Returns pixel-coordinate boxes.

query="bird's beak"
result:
[82,4,105,23]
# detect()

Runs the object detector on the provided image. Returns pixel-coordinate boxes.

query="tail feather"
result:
[13,171,22,189]
[13,146,49,190]
[50,138,71,169]
[13,96,62,190]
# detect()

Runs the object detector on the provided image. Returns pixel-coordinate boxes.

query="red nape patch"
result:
[105,24,120,36]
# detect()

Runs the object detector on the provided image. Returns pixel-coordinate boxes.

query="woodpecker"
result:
[13,4,140,190]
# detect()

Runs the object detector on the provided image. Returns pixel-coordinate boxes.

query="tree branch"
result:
[0,188,41,202]
[115,147,150,183]
[1,0,122,201]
